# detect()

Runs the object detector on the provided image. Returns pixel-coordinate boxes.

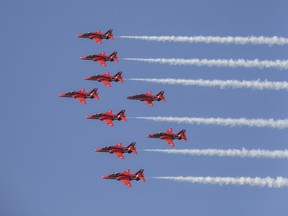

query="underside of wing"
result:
[101,80,111,87]
[164,138,175,147]
[76,97,86,104]
[92,37,102,44]
[144,100,153,106]
[113,152,124,160]
[103,119,114,126]
[97,60,106,67]
[121,179,132,188]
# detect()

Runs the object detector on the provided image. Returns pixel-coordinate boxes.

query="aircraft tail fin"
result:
[127,142,137,154]
[135,169,145,182]
[114,71,124,83]
[109,51,119,62]
[105,29,114,40]
[156,91,166,102]
[89,88,100,100]
[117,110,127,122]
[177,129,187,141]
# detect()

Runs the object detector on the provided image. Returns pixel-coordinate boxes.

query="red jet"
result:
[127,91,166,106]
[102,169,145,188]
[85,110,127,126]
[81,51,119,67]
[77,29,114,44]
[147,128,187,147]
[96,142,137,160]
[58,88,99,104]
[85,71,124,87]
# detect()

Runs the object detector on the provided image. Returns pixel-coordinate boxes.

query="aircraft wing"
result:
[166,128,173,134]
[101,80,111,87]
[163,138,175,147]
[92,37,102,44]
[105,110,113,115]
[146,92,152,95]
[123,169,130,174]
[76,97,86,104]
[113,152,124,160]
[97,60,107,67]
[116,143,122,147]
[121,179,132,188]
[144,100,154,106]
[102,119,114,127]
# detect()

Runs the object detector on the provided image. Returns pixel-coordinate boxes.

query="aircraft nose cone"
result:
[95,148,101,152]
[84,76,91,80]
[85,115,93,119]
[102,175,109,179]
[58,93,65,97]
[80,56,87,60]
[76,34,83,38]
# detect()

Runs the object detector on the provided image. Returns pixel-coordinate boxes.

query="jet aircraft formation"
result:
[59,29,188,187]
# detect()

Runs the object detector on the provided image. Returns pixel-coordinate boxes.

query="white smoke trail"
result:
[134,117,288,129]
[152,176,288,188]
[144,149,288,159]
[123,58,288,70]
[120,35,288,46]
[129,78,288,91]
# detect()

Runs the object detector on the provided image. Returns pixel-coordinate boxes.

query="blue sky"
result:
[1,0,288,215]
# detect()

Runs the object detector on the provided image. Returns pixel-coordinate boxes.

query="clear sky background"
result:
[1,0,288,215]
